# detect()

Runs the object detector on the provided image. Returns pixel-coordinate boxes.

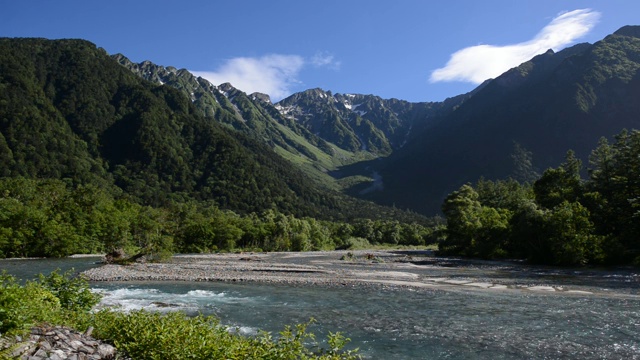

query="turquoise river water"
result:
[1,256,639,359]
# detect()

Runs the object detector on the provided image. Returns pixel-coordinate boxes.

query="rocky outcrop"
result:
[1,325,122,360]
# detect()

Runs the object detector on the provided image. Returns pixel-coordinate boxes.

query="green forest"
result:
[441,129,640,265]
[0,177,438,259]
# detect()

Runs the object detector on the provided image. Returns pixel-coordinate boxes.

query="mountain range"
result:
[0,37,423,222]
[1,26,640,217]
[367,25,640,214]
[112,55,473,190]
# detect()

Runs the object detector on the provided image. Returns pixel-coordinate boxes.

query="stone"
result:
[49,353,64,360]
[527,285,556,292]
[69,340,85,349]
[34,348,48,357]
[84,327,94,337]
[463,282,493,288]
[97,344,116,358]
[78,344,96,354]
[39,340,52,351]
[10,343,31,357]
[2,326,122,360]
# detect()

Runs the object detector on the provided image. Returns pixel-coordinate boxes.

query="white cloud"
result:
[311,51,341,70]
[430,9,600,84]
[192,52,340,101]
[192,54,304,101]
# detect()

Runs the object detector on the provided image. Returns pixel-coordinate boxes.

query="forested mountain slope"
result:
[362,26,640,215]
[113,57,472,190]
[0,38,422,221]
[112,55,358,186]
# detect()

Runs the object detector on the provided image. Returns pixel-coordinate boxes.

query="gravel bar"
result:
[81,250,611,295]
[82,250,439,290]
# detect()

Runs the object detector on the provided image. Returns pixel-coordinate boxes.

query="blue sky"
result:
[2,1,639,102]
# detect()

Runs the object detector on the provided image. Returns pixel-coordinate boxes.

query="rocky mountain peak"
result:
[218,82,237,93]
[250,92,271,104]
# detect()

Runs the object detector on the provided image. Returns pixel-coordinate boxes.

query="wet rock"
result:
[151,301,180,308]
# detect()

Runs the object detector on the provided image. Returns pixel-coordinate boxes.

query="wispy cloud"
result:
[430,9,600,84]
[311,51,341,70]
[192,52,340,101]
[192,55,304,101]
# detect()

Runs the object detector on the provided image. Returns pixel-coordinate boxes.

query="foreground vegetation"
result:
[0,270,359,359]
[441,129,640,266]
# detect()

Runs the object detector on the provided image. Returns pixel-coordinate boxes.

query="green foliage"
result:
[585,129,640,262]
[0,177,439,258]
[338,237,372,250]
[0,270,98,335]
[534,150,583,209]
[441,129,640,265]
[38,269,101,312]
[543,201,603,265]
[0,272,61,335]
[440,184,511,258]
[89,311,359,360]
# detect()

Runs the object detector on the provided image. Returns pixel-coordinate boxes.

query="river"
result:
[1,255,639,359]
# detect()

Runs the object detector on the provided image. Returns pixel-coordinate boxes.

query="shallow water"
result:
[0,256,103,281]
[2,256,639,359]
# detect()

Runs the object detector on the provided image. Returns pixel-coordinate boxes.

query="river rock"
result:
[0,325,123,359]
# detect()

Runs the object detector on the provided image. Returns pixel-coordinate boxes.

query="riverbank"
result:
[81,250,635,296]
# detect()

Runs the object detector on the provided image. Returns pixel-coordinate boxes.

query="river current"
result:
[1,256,639,359]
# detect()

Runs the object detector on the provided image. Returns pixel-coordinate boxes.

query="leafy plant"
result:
[38,269,101,312]
[91,311,360,359]
[0,272,61,335]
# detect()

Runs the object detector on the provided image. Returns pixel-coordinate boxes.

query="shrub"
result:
[91,311,359,359]
[38,269,101,312]
[0,272,61,335]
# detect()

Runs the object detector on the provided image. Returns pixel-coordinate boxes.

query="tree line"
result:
[440,129,640,266]
[0,177,439,259]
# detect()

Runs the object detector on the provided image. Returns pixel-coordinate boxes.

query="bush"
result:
[0,269,101,336]
[38,269,101,312]
[0,272,61,335]
[91,311,359,360]
[337,237,371,250]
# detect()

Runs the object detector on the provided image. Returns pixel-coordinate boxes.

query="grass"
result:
[271,122,379,190]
